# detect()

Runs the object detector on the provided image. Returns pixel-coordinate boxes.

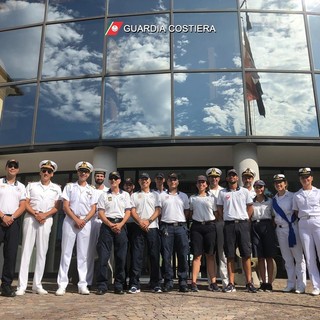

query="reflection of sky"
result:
[243,13,309,70]
[242,0,302,10]
[250,73,318,137]
[308,15,320,70]
[306,0,320,11]
[103,74,171,138]
[174,73,246,137]
[174,0,236,10]
[107,0,169,14]
[36,79,100,142]
[174,13,240,70]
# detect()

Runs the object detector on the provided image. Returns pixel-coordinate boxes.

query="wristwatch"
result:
[148,218,153,224]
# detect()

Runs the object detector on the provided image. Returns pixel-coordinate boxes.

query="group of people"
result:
[0,159,320,298]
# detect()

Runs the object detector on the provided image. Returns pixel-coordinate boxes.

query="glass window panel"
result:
[42,19,104,78]
[305,0,320,12]
[0,0,45,30]
[315,74,320,107]
[174,0,237,10]
[0,27,41,81]
[47,0,105,21]
[106,15,170,73]
[35,79,101,143]
[308,15,320,70]
[240,0,302,10]
[173,13,240,70]
[107,0,169,15]
[0,83,35,145]
[174,72,246,137]
[241,12,309,70]
[103,74,171,139]
[248,73,318,137]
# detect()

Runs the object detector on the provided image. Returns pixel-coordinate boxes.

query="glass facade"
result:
[1,0,320,149]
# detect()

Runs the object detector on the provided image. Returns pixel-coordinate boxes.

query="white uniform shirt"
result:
[26,181,62,212]
[273,191,295,225]
[293,186,320,218]
[97,189,132,219]
[217,186,252,221]
[62,182,96,216]
[0,178,26,215]
[159,191,189,223]
[252,196,273,221]
[131,190,161,228]
[189,193,216,222]
[94,185,109,216]
[208,186,223,200]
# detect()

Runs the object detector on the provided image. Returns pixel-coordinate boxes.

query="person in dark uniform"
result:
[96,171,132,295]
[0,159,26,297]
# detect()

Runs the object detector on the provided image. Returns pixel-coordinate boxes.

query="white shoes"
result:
[78,287,90,295]
[311,288,320,296]
[15,288,26,296]
[55,287,66,296]
[33,288,48,295]
[282,286,295,293]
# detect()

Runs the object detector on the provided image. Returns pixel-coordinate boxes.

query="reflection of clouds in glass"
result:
[202,75,244,135]
[103,74,171,138]
[244,13,309,70]
[43,21,103,77]
[244,0,301,10]
[40,80,100,124]
[0,0,45,28]
[107,15,169,72]
[175,97,189,106]
[175,125,194,136]
[250,74,318,137]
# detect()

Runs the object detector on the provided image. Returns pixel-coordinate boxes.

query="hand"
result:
[139,219,150,232]
[74,217,86,229]
[35,212,47,224]
[1,215,14,227]
[110,223,122,234]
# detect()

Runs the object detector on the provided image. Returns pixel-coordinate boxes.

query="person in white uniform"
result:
[242,168,256,200]
[16,160,61,296]
[86,168,109,289]
[293,168,320,296]
[190,175,219,292]
[0,159,26,298]
[273,173,306,294]
[56,161,97,296]
[206,167,228,290]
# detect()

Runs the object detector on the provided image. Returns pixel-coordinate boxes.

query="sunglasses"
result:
[41,168,53,174]
[79,169,90,174]
[8,164,19,169]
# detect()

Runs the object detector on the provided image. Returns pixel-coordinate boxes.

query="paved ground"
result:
[0,278,319,320]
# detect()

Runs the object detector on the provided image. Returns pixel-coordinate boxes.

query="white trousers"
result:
[17,214,53,291]
[57,216,91,290]
[216,220,228,287]
[276,224,306,291]
[299,217,320,289]
[86,216,102,285]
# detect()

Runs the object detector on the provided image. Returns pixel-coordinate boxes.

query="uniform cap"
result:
[6,159,19,167]
[197,175,207,182]
[206,167,222,177]
[155,172,165,179]
[227,169,238,176]
[168,172,178,179]
[273,174,286,182]
[253,180,265,187]
[39,160,58,172]
[139,172,150,179]
[94,168,107,176]
[299,167,312,176]
[75,161,93,173]
[242,168,256,178]
[109,171,121,180]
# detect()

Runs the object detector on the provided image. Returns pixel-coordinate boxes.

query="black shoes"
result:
[162,286,173,293]
[114,289,125,295]
[246,282,257,293]
[1,285,16,297]
[179,286,189,293]
[96,289,107,295]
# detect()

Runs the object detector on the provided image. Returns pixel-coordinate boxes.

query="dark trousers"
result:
[160,224,189,288]
[129,224,161,289]
[0,219,20,286]
[96,223,128,291]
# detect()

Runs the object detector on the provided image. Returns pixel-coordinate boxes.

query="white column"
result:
[92,147,117,184]
[233,143,259,180]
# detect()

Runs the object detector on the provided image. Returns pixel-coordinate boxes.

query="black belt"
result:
[225,219,248,224]
[252,219,271,223]
[162,222,186,227]
[193,220,215,225]
[107,217,123,223]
